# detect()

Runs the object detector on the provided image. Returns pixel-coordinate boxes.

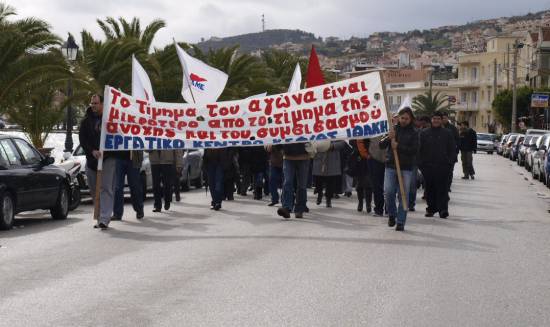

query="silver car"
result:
[532,133,550,183]
[503,134,519,158]
[525,136,541,172]
[498,134,509,155]
[517,135,533,166]
[179,149,204,191]
[476,133,496,154]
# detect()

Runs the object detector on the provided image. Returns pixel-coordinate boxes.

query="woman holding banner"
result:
[149,150,183,212]
[349,139,373,213]
[312,141,346,208]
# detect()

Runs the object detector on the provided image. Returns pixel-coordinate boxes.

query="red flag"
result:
[306,45,325,87]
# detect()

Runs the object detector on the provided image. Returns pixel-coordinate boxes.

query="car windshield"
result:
[523,136,533,145]
[531,136,540,145]
[477,134,494,141]
[509,135,518,142]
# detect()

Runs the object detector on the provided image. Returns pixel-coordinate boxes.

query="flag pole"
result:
[378,70,408,211]
[93,157,103,221]
[93,85,110,224]
[173,38,197,104]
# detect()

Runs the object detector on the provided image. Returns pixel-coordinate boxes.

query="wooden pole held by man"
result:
[378,70,408,211]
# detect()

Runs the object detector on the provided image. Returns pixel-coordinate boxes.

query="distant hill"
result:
[195,9,550,57]
[197,29,321,53]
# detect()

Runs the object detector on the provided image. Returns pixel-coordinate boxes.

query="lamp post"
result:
[61,34,78,153]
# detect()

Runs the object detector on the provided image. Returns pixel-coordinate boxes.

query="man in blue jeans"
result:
[112,151,144,220]
[277,143,310,219]
[267,145,284,206]
[380,107,419,231]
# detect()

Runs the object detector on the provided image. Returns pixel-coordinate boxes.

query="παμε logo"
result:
[190,73,207,91]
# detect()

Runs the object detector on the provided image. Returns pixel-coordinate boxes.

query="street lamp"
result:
[61,34,79,153]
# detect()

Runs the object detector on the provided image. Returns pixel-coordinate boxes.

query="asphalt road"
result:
[1,153,550,327]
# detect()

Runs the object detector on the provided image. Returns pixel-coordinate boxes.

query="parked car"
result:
[64,145,153,199]
[525,129,549,136]
[545,150,550,186]
[517,135,533,166]
[503,134,519,158]
[497,134,509,155]
[510,134,524,161]
[526,136,541,172]
[532,133,550,183]
[0,134,71,230]
[179,149,204,191]
[0,119,5,129]
[476,133,497,154]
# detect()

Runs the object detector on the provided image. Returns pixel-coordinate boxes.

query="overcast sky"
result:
[5,0,550,48]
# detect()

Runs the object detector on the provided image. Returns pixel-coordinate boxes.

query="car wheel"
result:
[488,151,493,155]
[51,184,69,220]
[68,185,81,211]
[193,170,203,189]
[182,169,191,192]
[0,192,15,230]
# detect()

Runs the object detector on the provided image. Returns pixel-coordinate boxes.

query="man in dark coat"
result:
[380,107,419,231]
[203,148,236,210]
[418,111,457,219]
[442,112,459,191]
[459,121,478,179]
[79,94,116,230]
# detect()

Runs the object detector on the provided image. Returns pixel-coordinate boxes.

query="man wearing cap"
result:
[418,111,457,219]
[379,107,418,231]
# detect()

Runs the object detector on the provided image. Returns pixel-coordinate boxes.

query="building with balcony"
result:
[349,68,458,115]
[452,36,525,132]
[523,27,550,89]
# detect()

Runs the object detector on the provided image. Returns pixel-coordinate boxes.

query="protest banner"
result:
[99,71,389,152]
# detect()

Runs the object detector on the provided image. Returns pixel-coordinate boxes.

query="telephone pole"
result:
[506,44,510,90]
[492,58,497,132]
[493,58,497,100]
[262,14,265,32]
[511,40,518,133]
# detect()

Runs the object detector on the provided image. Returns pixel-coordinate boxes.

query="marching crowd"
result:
[81,94,478,232]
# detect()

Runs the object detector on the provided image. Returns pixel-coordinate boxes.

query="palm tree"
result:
[80,33,146,92]
[96,17,165,52]
[151,43,187,102]
[262,50,306,93]
[0,3,69,110]
[80,17,165,94]
[412,91,450,117]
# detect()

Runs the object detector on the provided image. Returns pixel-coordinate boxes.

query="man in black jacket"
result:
[459,121,478,179]
[442,112,460,191]
[418,111,457,219]
[379,107,418,231]
[203,148,236,211]
[79,94,117,229]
